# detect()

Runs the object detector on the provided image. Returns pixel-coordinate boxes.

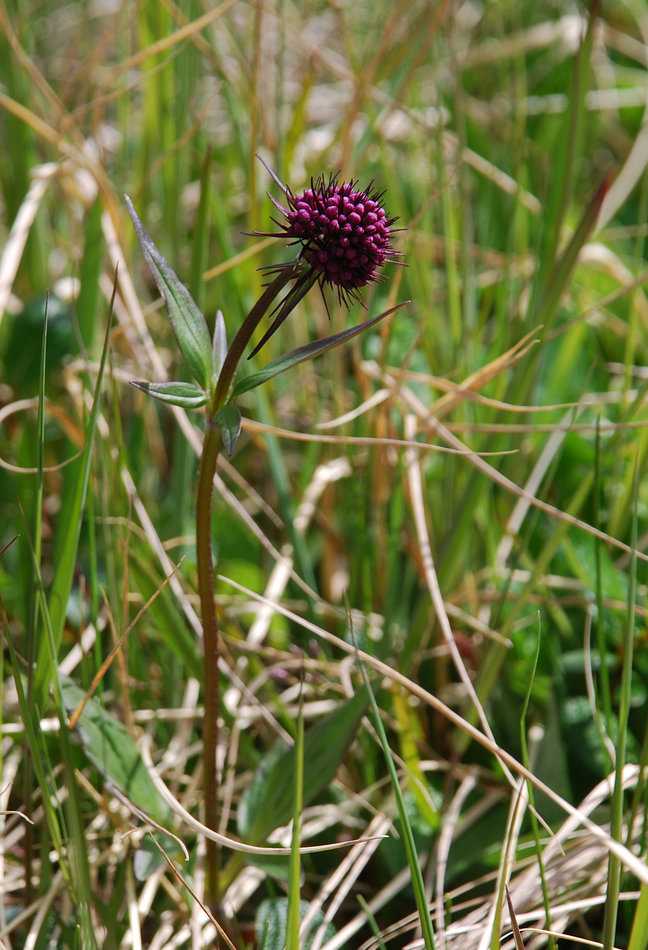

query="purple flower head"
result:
[278,174,397,301]
[248,160,400,357]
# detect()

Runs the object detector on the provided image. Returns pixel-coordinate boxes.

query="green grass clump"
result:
[1,2,648,949]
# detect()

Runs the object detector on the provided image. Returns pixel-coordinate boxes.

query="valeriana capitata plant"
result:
[125,160,405,921]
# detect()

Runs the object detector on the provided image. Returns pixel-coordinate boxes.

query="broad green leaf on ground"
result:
[256,898,337,950]
[60,676,179,878]
[125,195,213,390]
[238,686,369,843]
[61,676,170,823]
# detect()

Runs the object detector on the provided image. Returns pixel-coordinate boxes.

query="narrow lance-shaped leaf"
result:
[627,882,648,950]
[130,379,208,409]
[232,302,409,398]
[125,195,213,390]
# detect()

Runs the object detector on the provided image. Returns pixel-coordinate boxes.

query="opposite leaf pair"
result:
[125,164,404,455]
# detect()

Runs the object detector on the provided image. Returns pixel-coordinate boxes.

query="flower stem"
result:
[195,416,223,913]
[212,265,300,410]
[197,262,301,924]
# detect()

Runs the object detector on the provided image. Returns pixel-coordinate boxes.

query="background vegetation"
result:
[1,0,648,948]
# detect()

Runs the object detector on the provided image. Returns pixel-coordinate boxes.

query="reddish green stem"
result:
[212,265,300,410]
[197,262,301,922]
[196,418,223,912]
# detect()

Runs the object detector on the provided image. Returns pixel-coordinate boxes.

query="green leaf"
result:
[130,379,208,409]
[61,677,171,823]
[286,686,305,950]
[212,309,228,377]
[128,554,201,679]
[536,171,612,326]
[244,851,291,881]
[232,302,409,397]
[628,883,648,950]
[5,625,67,886]
[256,898,337,950]
[33,300,113,708]
[189,146,212,310]
[77,195,104,350]
[60,676,179,878]
[238,687,368,843]
[125,195,213,390]
[214,404,242,456]
[357,656,437,950]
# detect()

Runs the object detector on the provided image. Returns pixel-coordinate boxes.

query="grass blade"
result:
[602,459,639,949]
[519,616,556,950]
[11,518,98,947]
[535,171,612,328]
[32,276,117,709]
[505,886,526,950]
[286,678,304,950]
[238,686,368,843]
[354,634,436,950]
[76,195,103,350]
[628,883,648,950]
